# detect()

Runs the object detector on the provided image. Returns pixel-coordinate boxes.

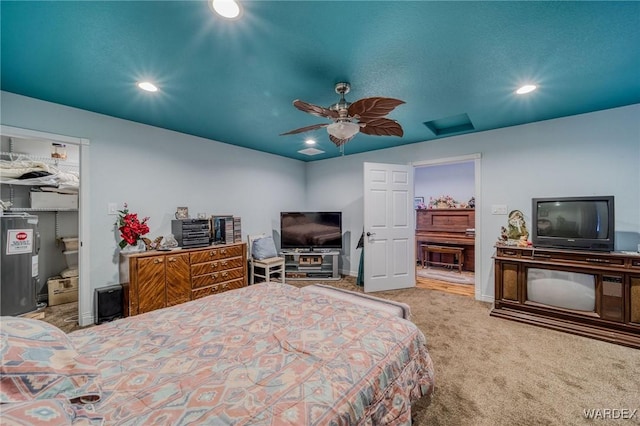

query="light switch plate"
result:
[108,203,118,215]
[491,204,508,215]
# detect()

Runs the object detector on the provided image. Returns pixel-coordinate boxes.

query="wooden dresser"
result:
[120,242,247,316]
[416,208,475,272]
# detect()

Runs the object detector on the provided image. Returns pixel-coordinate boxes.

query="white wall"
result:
[2,91,639,306]
[307,104,640,299]
[1,91,307,324]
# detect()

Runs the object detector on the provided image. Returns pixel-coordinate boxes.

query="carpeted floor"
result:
[44,277,639,425]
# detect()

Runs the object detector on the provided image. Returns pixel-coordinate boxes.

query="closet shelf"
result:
[1,151,79,167]
[7,207,78,212]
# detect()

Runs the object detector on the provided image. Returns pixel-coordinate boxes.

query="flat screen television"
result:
[532,196,614,252]
[280,212,342,251]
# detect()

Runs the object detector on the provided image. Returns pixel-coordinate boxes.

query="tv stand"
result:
[281,250,340,280]
[492,245,640,348]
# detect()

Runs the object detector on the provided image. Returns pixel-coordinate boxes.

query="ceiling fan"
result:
[280,82,405,147]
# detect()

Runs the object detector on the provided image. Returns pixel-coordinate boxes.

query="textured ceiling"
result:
[1,1,639,161]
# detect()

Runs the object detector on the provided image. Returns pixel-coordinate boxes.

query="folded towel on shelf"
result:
[0,159,51,178]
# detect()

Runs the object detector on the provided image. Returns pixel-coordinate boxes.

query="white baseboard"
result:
[79,312,94,327]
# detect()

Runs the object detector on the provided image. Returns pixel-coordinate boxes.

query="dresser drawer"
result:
[191,256,244,277]
[190,244,243,263]
[191,267,245,289]
[191,278,245,300]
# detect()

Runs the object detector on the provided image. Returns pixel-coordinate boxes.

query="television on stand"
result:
[280,212,342,251]
[532,195,615,252]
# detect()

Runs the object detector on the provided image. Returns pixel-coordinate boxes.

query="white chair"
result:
[248,234,285,285]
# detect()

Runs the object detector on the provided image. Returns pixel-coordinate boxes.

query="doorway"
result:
[0,125,90,325]
[413,154,481,299]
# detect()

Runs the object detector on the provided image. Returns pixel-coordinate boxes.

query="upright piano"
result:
[416,208,475,272]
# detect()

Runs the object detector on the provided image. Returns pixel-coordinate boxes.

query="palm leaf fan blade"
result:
[329,134,356,147]
[348,97,405,121]
[293,100,339,119]
[359,117,404,137]
[280,122,328,136]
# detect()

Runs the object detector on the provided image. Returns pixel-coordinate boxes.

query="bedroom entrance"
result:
[413,154,480,298]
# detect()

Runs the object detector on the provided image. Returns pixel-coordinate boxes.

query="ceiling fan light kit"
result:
[327,121,360,141]
[281,82,405,149]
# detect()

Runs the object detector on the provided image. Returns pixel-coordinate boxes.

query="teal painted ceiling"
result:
[1,1,639,161]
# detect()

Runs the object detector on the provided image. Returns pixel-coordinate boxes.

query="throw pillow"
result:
[0,317,102,403]
[252,236,278,260]
[1,399,104,425]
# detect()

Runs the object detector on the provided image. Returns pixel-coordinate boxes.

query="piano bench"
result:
[422,245,464,273]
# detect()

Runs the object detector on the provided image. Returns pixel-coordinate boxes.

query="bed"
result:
[1,282,435,425]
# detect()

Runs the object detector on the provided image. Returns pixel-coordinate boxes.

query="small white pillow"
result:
[252,236,278,260]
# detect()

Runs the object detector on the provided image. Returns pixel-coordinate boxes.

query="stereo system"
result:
[171,219,210,248]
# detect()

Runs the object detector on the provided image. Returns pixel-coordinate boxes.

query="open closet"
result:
[1,132,81,318]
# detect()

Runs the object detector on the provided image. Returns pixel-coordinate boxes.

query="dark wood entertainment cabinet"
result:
[492,245,640,348]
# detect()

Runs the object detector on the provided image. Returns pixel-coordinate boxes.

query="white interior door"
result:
[363,162,415,292]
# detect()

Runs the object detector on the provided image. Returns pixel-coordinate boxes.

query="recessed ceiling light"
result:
[211,0,241,19]
[516,84,537,95]
[137,81,158,92]
[305,139,316,145]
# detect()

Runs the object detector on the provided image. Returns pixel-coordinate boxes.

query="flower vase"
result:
[121,239,146,254]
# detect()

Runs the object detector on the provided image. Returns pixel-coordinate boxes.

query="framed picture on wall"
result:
[414,197,424,209]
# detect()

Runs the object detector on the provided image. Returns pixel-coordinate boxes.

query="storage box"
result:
[62,237,79,251]
[31,192,78,209]
[47,276,79,306]
[63,250,78,268]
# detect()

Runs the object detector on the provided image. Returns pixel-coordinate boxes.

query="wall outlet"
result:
[108,203,118,215]
[491,204,508,215]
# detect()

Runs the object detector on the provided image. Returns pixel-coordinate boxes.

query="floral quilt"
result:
[69,283,435,425]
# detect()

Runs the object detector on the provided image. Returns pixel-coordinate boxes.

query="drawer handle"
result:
[210,262,218,269]
[220,261,228,267]
[222,283,228,290]
[211,273,218,280]
[221,271,228,278]
[168,257,177,262]
[209,251,217,257]
[586,258,610,263]
[153,258,162,264]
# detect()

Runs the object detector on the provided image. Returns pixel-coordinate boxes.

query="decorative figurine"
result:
[498,209,529,247]
[142,236,163,251]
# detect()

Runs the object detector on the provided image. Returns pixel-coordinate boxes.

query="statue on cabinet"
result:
[498,210,529,247]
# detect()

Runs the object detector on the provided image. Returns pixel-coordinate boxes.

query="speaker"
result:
[94,285,123,325]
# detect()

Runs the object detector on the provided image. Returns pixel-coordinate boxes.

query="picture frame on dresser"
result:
[175,206,189,219]
[414,197,424,210]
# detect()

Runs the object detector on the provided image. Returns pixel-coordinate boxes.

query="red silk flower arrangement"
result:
[116,203,150,249]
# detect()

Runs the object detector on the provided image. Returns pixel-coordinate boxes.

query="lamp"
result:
[326,121,360,140]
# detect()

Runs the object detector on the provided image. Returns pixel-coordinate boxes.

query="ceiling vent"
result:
[423,113,474,136]
[298,147,325,156]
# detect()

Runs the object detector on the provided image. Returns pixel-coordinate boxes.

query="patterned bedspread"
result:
[69,283,435,425]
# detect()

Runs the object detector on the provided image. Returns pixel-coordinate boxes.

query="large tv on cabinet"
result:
[532,196,614,252]
[280,212,342,251]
